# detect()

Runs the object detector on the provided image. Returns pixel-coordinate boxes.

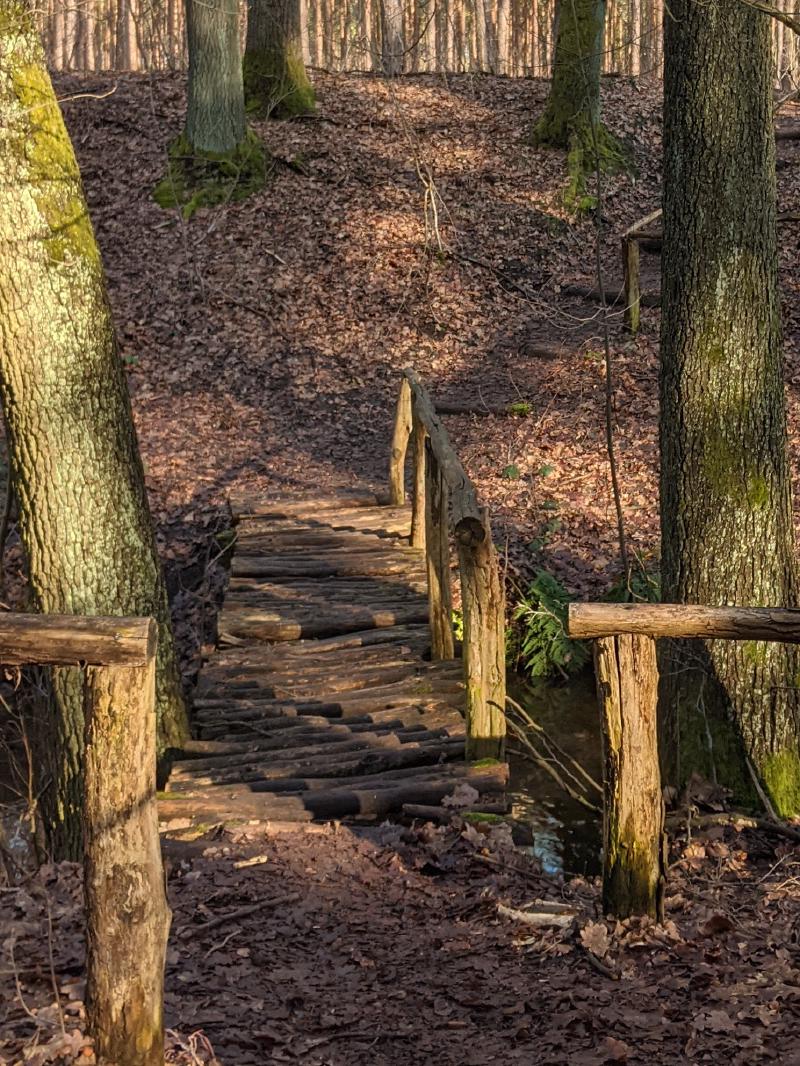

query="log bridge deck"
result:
[160,371,509,828]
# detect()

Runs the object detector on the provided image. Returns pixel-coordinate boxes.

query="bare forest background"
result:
[38,0,800,84]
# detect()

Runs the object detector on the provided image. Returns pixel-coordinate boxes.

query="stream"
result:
[507,671,603,877]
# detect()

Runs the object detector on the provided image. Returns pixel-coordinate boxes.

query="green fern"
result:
[509,570,589,680]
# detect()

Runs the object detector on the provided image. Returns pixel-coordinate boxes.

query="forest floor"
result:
[4,71,800,1065]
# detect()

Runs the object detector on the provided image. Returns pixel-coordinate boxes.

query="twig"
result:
[188,891,299,934]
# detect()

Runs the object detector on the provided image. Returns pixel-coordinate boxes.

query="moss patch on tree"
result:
[243,47,315,119]
[760,749,800,816]
[534,115,630,213]
[153,131,268,219]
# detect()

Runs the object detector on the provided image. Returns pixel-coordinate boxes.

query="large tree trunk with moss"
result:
[244,0,315,117]
[532,0,622,208]
[0,3,190,858]
[155,0,265,216]
[660,0,800,816]
[534,0,603,147]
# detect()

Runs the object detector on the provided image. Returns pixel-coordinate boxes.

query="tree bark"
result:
[244,0,315,117]
[533,0,603,147]
[380,0,405,73]
[0,4,189,857]
[186,0,246,152]
[660,0,800,815]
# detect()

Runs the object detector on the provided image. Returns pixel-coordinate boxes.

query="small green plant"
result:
[509,570,589,681]
[604,559,660,603]
[451,608,464,642]
[526,517,562,554]
[537,463,555,478]
[501,463,521,480]
[506,402,532,417]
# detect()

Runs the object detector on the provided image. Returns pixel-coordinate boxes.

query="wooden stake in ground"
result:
[592,633,665,919]
[83,620,170,1065]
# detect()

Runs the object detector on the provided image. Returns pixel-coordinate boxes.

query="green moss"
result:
[554,120,629,215]
[701,424,772,509]
[746,473,769,509]
[462,811,503,824]
[11,61,100,267]
[243,46,315,119]
[153,130,268,219]
[760,750,800,817]
[469,757,502,768]
[742,640,768,667]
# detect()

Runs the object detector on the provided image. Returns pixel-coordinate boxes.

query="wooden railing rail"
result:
[389,369,506,760]
[1,614,168,1066]
[567,601,800,922]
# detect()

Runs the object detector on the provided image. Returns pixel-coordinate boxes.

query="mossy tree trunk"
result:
[532,0,623,208]
[244,0,315,117]
[155,0,266,216]
[534,0,603,148]
[0,2,190,858]
[660,0,800,816]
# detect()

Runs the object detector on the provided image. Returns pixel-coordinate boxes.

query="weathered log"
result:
[403,369,484,546]
[410,407,427,550]
[430,401,533,417]
[170,736,466,789]
[569,602,800,643]
[388,376,413,506]
[593,634,665,919]
[560,282,661,307]
[230,489,379,520]
[218,602,430,642]
[231,556,422,579]
[457,509,506,761]
[0,613,156,666]
[425,440,455,661]
[158,763,509,825]
[83,644,169,1064]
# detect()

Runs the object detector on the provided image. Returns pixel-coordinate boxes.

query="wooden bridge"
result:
[159,370,509,828]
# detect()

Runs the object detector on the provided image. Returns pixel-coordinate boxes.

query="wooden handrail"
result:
[0,613,156,665]
[569,602,800,642]
[388,370,506,761]
[1,614,169,1064]
[567,599,800,923]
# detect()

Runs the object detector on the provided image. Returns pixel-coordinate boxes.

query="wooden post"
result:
[593,634,665,920]
[424,440,455,660]
[458,510,506,761]
[388,376,412,506]
[410,407,426,550]
[83,619,170,1066]
[622,234,640,334]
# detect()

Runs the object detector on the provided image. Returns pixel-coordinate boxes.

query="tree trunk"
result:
[533,0,603,146]
[0,4,189,857]
[660,0,800,815]
[244,0,315,116]
[380,0,404,73]
[186,0,246,151]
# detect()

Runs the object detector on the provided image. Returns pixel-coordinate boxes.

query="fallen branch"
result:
[666,810,800,844]
[188,891,299,934]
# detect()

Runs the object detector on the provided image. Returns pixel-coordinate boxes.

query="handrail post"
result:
[83,621,170,1065]
[458,511,506,761]
[622,233,640,334]
[424,439,454,660]
[388,376,412,506]
[410,402,426,550]
[592,633,665,920]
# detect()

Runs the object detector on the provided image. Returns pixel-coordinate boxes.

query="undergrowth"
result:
[153,131,269,219]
